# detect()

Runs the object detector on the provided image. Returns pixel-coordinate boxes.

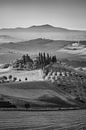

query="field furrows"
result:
[0,110,86,130]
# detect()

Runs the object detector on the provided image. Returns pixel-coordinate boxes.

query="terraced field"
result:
[0,110,86,130]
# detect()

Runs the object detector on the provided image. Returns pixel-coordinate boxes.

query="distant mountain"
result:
[28,24,69,32]
[0,24,85,32]
[0,24,69,32]
[0,24,86,41]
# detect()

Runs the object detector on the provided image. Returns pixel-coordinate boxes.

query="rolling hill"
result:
[0,38,69,54]
[0,24,86,41]
[0,35,21,44]
[0,24,86,65]
[0,38,86,65]
[0,81,85,109]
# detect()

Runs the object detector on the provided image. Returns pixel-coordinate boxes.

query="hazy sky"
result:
[0,0,86,30]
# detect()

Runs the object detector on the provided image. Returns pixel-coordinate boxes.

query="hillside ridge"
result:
[0,24,86,32]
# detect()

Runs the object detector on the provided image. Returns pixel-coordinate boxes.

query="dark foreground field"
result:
[0,110,86,130]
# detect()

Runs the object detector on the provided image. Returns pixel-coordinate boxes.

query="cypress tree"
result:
[43,52,46,65]
[40,53,43,65]
[47,53,50,64]
[38,52,41,65]
[52,55,57,63]
[22,55,26,64]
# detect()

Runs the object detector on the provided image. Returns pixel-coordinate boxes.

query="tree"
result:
[25,77,27,81]
[22,55,26,64]
[47,53,50,64]
[38,52,41,64]
[25,103,30,109]
[49,56,52,63]
[43,52,46,65]
[3,76,7,80]
[40,53,43,64]
[13,77,17,82]
[19,79,21,82]
[25,54,30,63]
[59,72,62,77]
[25,54,29,63]
[52,55,57,63]
[9,75,12,80]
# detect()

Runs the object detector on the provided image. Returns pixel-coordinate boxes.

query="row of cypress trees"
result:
[38,52,57,66]
[17,53,57,69]
[21,53,57,65]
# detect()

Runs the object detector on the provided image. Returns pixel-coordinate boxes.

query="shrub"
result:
[9,75,12,80]
[19,79,21,82]
[25,77,27,81]
[13,77,17,82]
[3,76,7,80]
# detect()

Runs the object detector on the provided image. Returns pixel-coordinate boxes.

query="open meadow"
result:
[0,110,86,130]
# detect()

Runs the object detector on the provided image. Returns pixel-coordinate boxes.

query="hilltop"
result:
[0,24,86,42]
[28,24,69,32]
[0,24,70,32]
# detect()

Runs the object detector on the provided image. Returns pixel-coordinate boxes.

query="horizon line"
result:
[0,24,86,31]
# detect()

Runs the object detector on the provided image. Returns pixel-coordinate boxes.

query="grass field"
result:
[0,110,86,130]
[0,81,85,109]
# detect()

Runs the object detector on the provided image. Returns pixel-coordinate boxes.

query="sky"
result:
[0,0,86,30]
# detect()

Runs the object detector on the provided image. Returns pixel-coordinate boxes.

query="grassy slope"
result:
[0,39,86,64]
[0,81,85,108]
[0,39,69,52]
[0,39,69,64]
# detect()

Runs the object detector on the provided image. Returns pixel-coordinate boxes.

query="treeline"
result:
[37,52,57,67]
[22,54,33,64]
[0,101,16,108]
[13,54,33,69]
[13,52,57,69]
[21,53,57,65]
